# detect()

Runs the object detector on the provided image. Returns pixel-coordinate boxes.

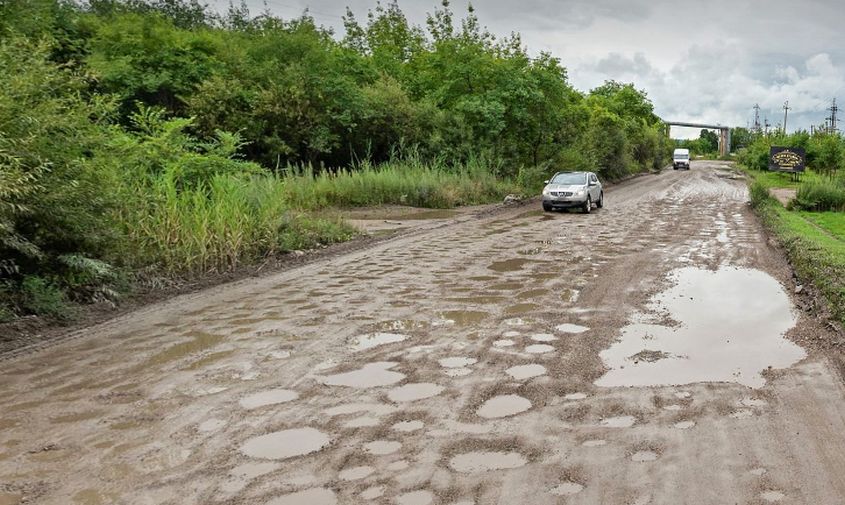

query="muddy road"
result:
[3,160,845,505]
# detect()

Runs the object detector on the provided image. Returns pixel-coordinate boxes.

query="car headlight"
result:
[542,188,550,196]
[574,189,585,196]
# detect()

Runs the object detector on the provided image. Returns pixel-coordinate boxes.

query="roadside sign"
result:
[769,146,805,172]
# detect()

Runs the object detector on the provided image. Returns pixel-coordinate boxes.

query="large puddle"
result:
[319,362,405,388]
[476,394,532,418]
[596,267,805,389]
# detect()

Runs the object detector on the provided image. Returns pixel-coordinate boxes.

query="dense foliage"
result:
[0,0,670,321]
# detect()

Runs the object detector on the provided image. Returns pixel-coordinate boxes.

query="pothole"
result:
[595,267,804,389]
[599,415,636,428]
[524,344,555,354]
[445,367,472,377]
[387,383,444,402]
[448,451,528,472]
[349,333,407,352]
[364,440,401,455]
[530,333,557,342]
[564,392,588,400]
[360,486,384,500]
[505,364,547,380]
[439,357,477,368]
[339,465,375,481]
[392,420,424,432]
[239,389,298,409]
[476,394,532,418]
[319,362,405,388]
[396,490,434,505]
[266,487,336,505]
[582,439,607,447]
[673,420,695,429]
[549,482,584,495]
[630,450,659,462]
[439,311,489,326]
[760,490,785,502]
[493,339,515,348]
[556,323,589,333]
[240,427,331,460]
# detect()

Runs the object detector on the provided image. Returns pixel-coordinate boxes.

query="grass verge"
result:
[745,167,845,325]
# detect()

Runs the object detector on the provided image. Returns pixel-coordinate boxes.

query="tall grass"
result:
[281,155,519,210]
[117,156,517,277]
[792,180,845,212]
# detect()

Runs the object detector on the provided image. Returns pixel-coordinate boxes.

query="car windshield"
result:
[550,173,586,185]
[675,154,689,160]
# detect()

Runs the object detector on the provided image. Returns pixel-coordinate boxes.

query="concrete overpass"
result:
[667,121,731,157]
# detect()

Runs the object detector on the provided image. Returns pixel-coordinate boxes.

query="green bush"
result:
[20,276,76,320]
[792,181,845,212]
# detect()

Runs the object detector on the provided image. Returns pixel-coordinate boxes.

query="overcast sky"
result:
[210,0,845,139]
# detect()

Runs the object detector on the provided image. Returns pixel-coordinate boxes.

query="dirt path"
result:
[3,161,845,505]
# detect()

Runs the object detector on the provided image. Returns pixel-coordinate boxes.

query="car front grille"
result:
[551,191,573,197]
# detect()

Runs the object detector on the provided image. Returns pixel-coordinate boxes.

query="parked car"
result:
[541,171,603,213]
[673,148,690,170]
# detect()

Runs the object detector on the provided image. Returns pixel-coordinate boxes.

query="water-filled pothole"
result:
[397,490,434,505]
[505,364,547,380]
[476,394,532,418]
[439,357,477,368]
[349,333,407,352]
[266,487,336,505]
[448,451,527,472]
[388,383,444,402]
[596,267,805,388]
[599,415,636,428]
[319,362,405,388]
[240,427,330,460]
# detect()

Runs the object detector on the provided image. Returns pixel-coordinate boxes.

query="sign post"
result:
[769,146,806,181]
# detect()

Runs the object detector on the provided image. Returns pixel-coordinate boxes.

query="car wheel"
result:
[583,196,592,214]
[673,166,678,170]
[596,192,604,208]
[542,202,552,212]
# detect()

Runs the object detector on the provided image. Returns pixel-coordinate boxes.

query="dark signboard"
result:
[769,146,806,172]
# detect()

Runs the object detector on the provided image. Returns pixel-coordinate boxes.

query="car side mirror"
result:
[589,181,597,187]
[543,180,549,185]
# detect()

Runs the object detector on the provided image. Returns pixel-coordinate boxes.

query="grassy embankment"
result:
[744,167,845,325]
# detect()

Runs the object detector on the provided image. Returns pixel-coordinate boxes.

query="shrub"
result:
[20,276,76,320]
[792,181,845,212]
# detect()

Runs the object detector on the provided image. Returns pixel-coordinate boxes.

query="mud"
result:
[3,162,845,505]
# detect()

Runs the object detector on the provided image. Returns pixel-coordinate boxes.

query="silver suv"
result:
[541,171,604,213]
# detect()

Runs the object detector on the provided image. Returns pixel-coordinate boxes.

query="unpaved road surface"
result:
[3,161,845,505]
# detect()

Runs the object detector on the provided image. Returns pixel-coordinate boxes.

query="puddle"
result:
[239,389,298,409]
[600,415,636,428]
[448,451,528,472]
[750,468,768,476]
[630,450,659,462]
[397,490,434,505]
[344,416,380,428]
[596,267,804,389]
[223,462,279,493]
[325,402,395,416]
[760,490,785,502]
[517,288,549,299]
[445,367,472,377]
[266,487,336,505]
[489,281,526,291]
[582,439,607,447]
[360,486,385,500]
[439,357,477,368]
[146,332,225,366]
[381,209,458,220]
[387,459,409,471]
[663,404,682,411]
[439,311,489,326]
[674,421,695,429]
[492,339,515,348]
[319,362,405,388]
[240,427,331,460]
[550,482,584,495]
[564,392,588,400]
[524,344,554,354]
[364,440,401,455]
[488,258,534,272]
[505,303,539,315]
[476,394,532,418]
[392,420,424,432]
[349,333,407,352]
[339,465,374,481]
[387,383,444,402]
[505,364,547,380]
[556,323,589,333]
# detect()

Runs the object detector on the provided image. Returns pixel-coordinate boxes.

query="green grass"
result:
[744,166,845,325]
[751,169,822,190]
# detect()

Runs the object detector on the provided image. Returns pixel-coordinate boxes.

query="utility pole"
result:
[783,100,790,134]
[828,98,839,133]
[752,103,762,134]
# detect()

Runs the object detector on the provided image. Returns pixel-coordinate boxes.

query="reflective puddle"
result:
[487,258,534,273]
[596,267,805,389]
[476,394,532,418]
[505,364,547,380]
[439,357,477,368]
[448,451,527,472]
[439,310,489,326]
[338,465,374,481]
[349,333,407,352]
[319,362,405,388]
[387,383,444,402]
[240,427,331,460]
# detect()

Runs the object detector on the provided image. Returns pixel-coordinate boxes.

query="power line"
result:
[827,98,839,133]
[782,100,790,134]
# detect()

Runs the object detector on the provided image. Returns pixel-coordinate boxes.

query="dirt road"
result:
[3,161,845,505]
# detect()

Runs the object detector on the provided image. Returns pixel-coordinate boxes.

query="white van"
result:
[673,148,690,170]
